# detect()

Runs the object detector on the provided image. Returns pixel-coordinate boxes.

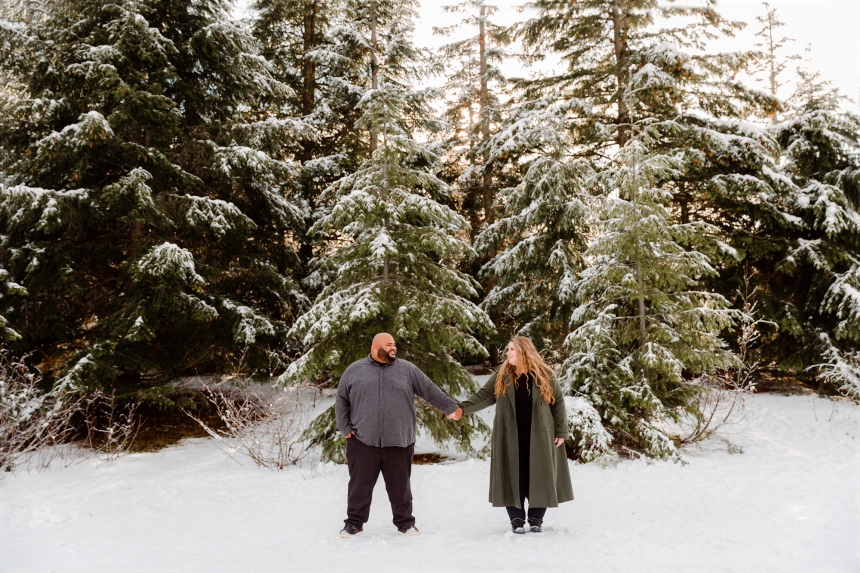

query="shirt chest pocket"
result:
[386,376,413,400]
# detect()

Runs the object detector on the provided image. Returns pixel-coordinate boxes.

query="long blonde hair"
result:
[495,336,556,405]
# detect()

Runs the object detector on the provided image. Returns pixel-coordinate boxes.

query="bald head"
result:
[371,333,396,363]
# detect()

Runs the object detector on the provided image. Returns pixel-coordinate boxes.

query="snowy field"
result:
[2,392,858,573]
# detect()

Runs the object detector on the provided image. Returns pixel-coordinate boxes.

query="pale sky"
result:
[236,0,860,112]
[702,0,858,108]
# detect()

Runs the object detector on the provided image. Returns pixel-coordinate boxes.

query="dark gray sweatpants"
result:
[345,438,415,529]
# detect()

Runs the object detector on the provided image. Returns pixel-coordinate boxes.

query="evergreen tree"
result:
[564,118,739,459]
[514,0,777,150]
[434,1,533,364]
[476,97,590,355]
[0,0,308,399]
[510,0,788,246]
[479,0,784,456]
[250,0,372,277]
[479,0,782,357]
[435,0,519,240]
[771,69,860,397]
[279,1,494,461]
[252,0,329,119]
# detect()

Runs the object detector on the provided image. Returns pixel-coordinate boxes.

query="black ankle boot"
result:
[510,518,526,534]
[527,517,543,533]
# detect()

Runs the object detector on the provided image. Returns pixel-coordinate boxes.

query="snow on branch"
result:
[564,395,616,464]
[0,184,89,235]
[177,194,256,237]
[220,299,276,346]
[822,263,860,343]
[812,333,860,399]
[132,242,204,286]
[35,111,113,157]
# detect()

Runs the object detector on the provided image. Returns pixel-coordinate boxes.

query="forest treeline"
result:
[0,0,857,460]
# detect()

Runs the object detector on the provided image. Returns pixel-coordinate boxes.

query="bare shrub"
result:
[186,386,312,469]
[79,391,140,463]
[0,349,78,475]
[682,269,772,444]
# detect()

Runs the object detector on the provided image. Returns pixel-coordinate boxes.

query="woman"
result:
[459,337,573,534]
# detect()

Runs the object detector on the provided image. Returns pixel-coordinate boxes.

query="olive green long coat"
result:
[460,372,574,509]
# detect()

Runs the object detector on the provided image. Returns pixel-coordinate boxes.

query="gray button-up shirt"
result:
[335,356,460,448]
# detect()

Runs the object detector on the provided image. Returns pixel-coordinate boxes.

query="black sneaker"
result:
[528,517,543,533]
[339,524,363,538]
[397,525,420,536]
[510,518,526,534]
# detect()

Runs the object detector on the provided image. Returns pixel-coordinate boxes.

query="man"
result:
[335,333,463,537]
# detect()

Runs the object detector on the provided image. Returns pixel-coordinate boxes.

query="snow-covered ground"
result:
[2,393,858,573]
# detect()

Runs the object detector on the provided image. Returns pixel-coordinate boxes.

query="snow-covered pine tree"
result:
[480,0,783,354]
[251,0,370,278]
[771,69,860,397]
[279,1,494,461]
[434,0,520,239]
[0,0,308,398]
[564,117,739,459]
[475,97,590,354]
[252,0,329,119]
[434,0,526,363]
[251,0,327,274]
[514,0,778,150]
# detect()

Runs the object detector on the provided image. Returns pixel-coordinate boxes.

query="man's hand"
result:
[345,431,354,439]
[554,437,564,447]
[447,407,463,421]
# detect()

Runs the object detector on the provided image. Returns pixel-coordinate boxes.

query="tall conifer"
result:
[565,115,739,458]
[0,0,308,397]
[434,0,525,363]
[280,0,493,460]
[771,70,860,397]
[476,98,590,353]
[477,0,785,456]
[480,0,783,355]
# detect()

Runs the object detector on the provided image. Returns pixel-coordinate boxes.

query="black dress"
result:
[506,373,547,521]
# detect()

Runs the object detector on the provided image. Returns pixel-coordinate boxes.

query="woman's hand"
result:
[554,438,564,447]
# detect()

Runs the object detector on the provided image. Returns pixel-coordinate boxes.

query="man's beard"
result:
[376,348,394,363]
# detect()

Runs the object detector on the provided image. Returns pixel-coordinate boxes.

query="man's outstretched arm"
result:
[409,365,461,418]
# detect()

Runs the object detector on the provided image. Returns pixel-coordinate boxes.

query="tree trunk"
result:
[612,0,631,147]
[678,181,690,225]
[766,10,780,126]
[369,1,379,153]
[478,5,500,364]
[631,158,647,356]
[479,5,494,228]
[381,64,389,280]
[636,254,647,351]
[298,1,318,273]
[302,0,317,117]
[489,344,499,367]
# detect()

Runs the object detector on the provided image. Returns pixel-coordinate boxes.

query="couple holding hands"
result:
[335,333,573,538]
